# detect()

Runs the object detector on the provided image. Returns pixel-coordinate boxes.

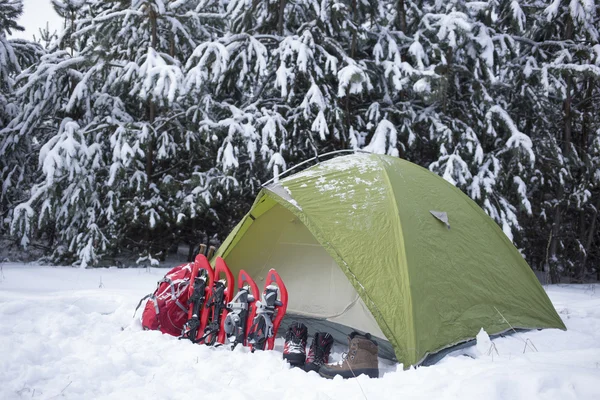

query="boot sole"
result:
[319,368,379,379]
[283,353,306,366]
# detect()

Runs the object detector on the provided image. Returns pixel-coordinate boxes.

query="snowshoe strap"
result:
[248,314,272,349]
[199,321,219,345]
[199,281,227,345]
[227,289,250,312]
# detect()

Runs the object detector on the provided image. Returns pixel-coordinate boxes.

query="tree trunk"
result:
[343,97,350,149]
[581,196,600,280]
[277,0,286,35]
[439,48,453,113]
[70,12,75,57]
[548,16,574,283]
[169,33,175,58]
[146,7,158,185]
[146,99,155,182]
[351,0,358,58]
[576,79,595,280]
[580,79,593,151]
[548,206,562,283]
[397,0,407,33]
[563,76,573,157]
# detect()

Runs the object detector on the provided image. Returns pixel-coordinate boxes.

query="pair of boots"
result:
[283,322,334,372]
[283,322,379,379]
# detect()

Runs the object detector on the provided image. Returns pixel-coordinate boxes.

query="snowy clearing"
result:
[1,264,599,400]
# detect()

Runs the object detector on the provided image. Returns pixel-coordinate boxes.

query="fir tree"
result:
[522,0,600,281]
[7,0,238,266]
[0,0,44,239]
[1,0,599,276]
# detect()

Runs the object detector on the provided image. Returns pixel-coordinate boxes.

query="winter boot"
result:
[319,332,379,379]
[283,322,308,366]
[304,332,334,372]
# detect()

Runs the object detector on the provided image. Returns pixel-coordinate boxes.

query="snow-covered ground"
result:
[1,263,599,400]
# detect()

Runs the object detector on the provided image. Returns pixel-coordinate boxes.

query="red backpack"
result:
[135,263,192,336]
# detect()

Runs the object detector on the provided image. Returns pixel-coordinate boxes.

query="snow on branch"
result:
[337,64,372,97]
[311,111,329,141]
[543,63,600,79]
[268,152,286,183]
[218,141,239,170]
[363,119,399,157]
[185,41,229,91]
[434,153,472,187]
[513,176,532,215]
[300,82,326,115]
[510,0,526,32]
[408,34,426,70]
[486,105,535,164]
[11,203,34,248]
[39,119,86,185]
[139,48,184,104]
[258,112,287,158]
[475,25,494,68]
[275,61,293,97]
[277,32,316,75]
[422,11,472,49]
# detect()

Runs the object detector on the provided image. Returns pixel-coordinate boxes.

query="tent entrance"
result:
[278,315,396,360]
[222,200,390,350]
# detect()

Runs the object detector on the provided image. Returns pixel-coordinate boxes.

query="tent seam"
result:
[216,191,268,260]
[375,154,417,366]
[263,186,405,356]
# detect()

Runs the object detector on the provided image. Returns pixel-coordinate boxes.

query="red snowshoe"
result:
[200,256,234,345]
[247,269,288,351]
[224,269,260,347]
[180,254,214,342]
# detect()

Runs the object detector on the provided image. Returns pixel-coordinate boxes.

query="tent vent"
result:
[430,210,450,230]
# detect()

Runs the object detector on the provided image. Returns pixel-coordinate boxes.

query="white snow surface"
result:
[1,264,600,400]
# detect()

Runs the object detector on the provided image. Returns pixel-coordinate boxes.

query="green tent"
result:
[215,153,565,366]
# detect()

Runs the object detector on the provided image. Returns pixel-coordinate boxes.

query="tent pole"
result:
[261,149,372,187]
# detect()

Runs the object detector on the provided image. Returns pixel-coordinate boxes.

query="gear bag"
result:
[135,263,192,336]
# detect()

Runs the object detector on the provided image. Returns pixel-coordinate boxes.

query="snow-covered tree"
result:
[519,0,600,281]
[359,0,599,280]
[2,0,599,276]
[6,1,239,266]
[360,1,536,242]
[0,0,44,237]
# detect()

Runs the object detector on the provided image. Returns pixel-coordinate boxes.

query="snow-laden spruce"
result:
[0,0,44,239]
[1,0,599,278]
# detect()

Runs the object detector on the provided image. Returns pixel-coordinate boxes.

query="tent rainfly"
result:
[214,153,566,367]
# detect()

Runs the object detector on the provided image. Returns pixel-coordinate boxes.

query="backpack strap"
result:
[133,293,155,317]
[162,277,189,313]
[133,274,191,318]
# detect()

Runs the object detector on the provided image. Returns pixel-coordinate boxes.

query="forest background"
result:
[0,0,598,283]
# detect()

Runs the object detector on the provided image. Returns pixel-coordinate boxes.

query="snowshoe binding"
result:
[200,256,234,346]
[223,269,259,348]
[180,253,213,343]
[247,269,288,351]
